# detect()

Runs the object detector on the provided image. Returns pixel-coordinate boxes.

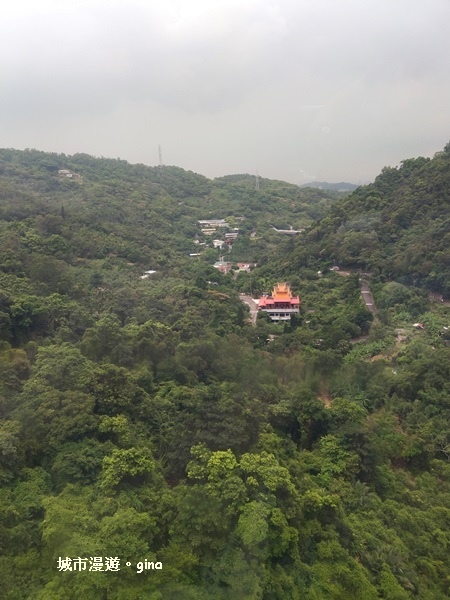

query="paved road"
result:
[360,280,377,314]
[240,294,259,325]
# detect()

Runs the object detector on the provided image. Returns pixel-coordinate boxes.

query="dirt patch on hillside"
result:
[318,388,332,408]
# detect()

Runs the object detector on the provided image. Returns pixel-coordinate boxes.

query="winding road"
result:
[360,279,377,314]
[240,294,259,325]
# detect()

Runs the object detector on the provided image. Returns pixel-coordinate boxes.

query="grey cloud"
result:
[1,0,449,183]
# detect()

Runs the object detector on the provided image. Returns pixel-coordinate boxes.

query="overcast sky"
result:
[1,0,449,184]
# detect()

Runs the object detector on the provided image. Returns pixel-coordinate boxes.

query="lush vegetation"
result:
[289,143,450,295]
[1,147,450,599]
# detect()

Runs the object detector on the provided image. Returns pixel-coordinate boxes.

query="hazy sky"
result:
[1,0,449,184]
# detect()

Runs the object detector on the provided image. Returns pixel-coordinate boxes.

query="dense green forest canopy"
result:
[288,143,450,295]
[1,146,450,599]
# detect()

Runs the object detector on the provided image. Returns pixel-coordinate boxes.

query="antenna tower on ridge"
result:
[255,171,260,191]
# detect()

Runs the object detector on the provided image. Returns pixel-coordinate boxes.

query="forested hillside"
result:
[290,143,450,295]
[1,147,450,599]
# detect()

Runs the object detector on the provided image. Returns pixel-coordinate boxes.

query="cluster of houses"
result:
[213,260,256,274]
[193,218,305,258]
[195,218,240,252]
[192,217,258,275]
[192,220,301,324]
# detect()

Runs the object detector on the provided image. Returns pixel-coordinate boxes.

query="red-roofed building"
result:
[258,283,300,322]
[213,260,233,274]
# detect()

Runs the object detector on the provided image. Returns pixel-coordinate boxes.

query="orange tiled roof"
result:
[258,283,300,307]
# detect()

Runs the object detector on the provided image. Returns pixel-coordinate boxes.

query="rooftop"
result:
[259,283,300,308]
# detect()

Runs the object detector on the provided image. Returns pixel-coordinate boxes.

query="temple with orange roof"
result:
[257,283,300,322]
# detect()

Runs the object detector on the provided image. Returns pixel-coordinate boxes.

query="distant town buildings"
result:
[258,283,300,322]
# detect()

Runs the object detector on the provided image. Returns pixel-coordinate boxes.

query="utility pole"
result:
[157,145,164,181]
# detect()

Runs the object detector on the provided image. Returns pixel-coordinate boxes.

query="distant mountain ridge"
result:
[300,181,359,191]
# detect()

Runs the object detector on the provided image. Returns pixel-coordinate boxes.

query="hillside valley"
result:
[0,147,450,599]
